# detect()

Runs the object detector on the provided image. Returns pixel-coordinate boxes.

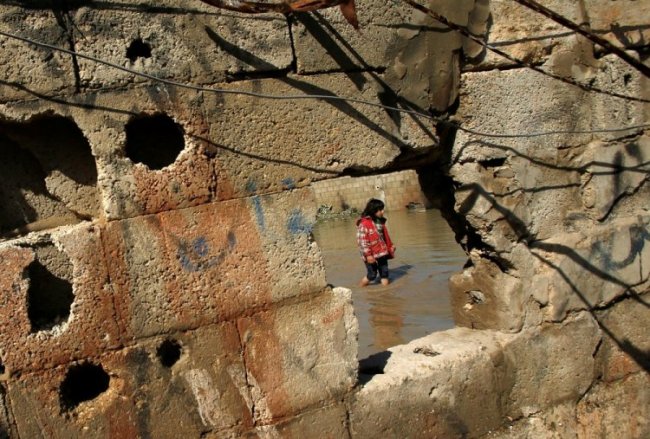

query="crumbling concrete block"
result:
[580,136,650,220]
[350,328,514,438]
[72,0,292,90]
[594,294,650,382]
[237,287,357,423]
[577,372,650,438]
[0,225,121,375]
[468,0,584,70]
[0,5,76,103]
[226,403,349,439]
[500,312,601,419]
[450,255,525,332]
[585,0,650,49]
[530,216,650,322]
[483,401,578,439]
[452,55,647,251]
[202,71,435,201]
[104,188,327,340]
[103,197,273,339]
[7,322,254,438]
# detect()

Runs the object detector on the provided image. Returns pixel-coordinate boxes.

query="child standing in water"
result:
[357,198,396,286]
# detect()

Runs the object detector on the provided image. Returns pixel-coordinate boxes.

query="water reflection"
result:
[312,209,467,359]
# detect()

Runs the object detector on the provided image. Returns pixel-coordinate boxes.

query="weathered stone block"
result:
[594,295,650,382]
[500,312,600,418]
[0,6,75,103]
[72,0,292,90]
[203,72,435,202]
[293,0,481,112]
[0,87,218,220]
[469,0,584,70]
[452,55,647,250]
[585,0,650,49]
[237,287,357,423]
[104,189,327,340]
[350,328,514,438]
[580,136,650,220]
[577,372,650,438]
[103,197,271,340]
[233,403,348,439]
[0,386,16,439]
[531,216,650,322]
[7,323,252,438]
[450,255,525,331]
[483,401,578,439]
[0,225,121,374]
[251,189,326,299]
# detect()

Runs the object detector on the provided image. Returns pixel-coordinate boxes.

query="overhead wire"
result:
[0,28,648,140]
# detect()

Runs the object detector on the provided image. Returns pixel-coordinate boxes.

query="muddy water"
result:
[312,209,468,359]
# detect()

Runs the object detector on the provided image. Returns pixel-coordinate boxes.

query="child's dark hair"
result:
[362,198,385,218]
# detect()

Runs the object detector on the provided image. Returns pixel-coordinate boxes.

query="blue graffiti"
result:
[245,179,257,193]
[591,224,650,271]
[287,209,312,235]
[282,177,296,190]
[177,234,237,272]
[252,196,266,231]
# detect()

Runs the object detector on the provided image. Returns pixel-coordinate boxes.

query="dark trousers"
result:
[364,256,389,280]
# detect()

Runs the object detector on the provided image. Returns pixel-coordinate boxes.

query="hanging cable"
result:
[0,29,648,139]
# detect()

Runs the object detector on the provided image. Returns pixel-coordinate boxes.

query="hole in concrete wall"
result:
[311,169,468,359]
[124,113,185,170]
[26,242,75,332]
[479,157,506,169]
[126,38,152,63]
[157,338,182,367]
[59,362,110,412]
[623,73,632,85]
[0,114,100,238]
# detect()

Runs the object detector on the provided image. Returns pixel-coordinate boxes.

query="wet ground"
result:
[312,209,468,359]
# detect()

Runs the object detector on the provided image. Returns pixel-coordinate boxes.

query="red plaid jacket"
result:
[356,216,395,260]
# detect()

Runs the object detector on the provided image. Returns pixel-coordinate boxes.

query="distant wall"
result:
[311,170,428,212]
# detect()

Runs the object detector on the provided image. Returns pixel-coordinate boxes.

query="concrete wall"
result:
[0,0,648,438]
[311,170,429,212]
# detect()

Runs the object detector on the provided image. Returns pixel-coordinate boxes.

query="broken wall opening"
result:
[124,113,185,170]
[0,114,100,238]
[311,169,468,359]
[25,242,75,332]
[59,362,110,412]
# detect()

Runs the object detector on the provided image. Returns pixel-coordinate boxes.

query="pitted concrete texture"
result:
[73,0,292,90]
[0,5,76,103]
[450,253,525,332]
[577,372,650,438]
[102,188,324,340]
[0,0,649,437]
[466,0,585,70]
[7,287,356,438]
[594,294,650,382]
[0,225,121,375]
[350,327,516,438]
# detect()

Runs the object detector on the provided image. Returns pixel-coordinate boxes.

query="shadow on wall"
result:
[451,135,650,373]
[203,16,438,156]
[0,114,100,237]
